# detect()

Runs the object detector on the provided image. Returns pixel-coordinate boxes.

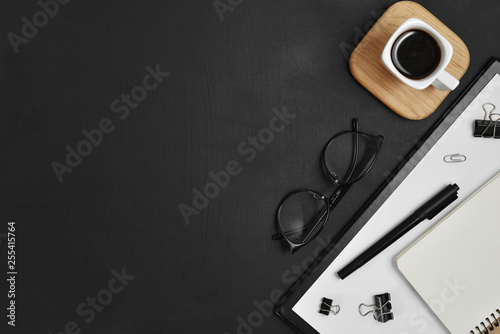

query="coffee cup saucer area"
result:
[349,1,470,120]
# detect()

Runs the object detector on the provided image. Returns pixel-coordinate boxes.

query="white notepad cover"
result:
[397,172,500,334]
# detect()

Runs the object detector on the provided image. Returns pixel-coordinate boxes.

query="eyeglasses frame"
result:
[272,119,383,253]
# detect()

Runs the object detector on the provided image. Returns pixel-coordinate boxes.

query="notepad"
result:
[397,172,500,334]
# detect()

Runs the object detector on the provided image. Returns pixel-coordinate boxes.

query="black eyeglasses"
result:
[272,119,383,254]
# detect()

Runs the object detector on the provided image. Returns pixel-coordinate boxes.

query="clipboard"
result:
[275,58,500,333]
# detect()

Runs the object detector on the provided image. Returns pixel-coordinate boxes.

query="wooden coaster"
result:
[350,1,470,120]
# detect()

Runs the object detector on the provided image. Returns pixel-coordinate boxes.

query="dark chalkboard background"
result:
[1,0,498,333]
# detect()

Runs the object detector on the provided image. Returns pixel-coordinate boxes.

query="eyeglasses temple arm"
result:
[343,119,360,182]
[352,118,360,132]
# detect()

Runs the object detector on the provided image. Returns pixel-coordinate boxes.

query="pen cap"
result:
[420,184,459,220]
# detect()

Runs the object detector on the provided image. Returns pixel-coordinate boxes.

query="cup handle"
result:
[432,70,459,91]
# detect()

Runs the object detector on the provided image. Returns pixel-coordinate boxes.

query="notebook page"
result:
[397,173,500,334]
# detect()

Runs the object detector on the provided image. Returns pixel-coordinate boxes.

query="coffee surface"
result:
[391,29,441,80]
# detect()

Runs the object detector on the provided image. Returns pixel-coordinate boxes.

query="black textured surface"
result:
[0,0,498,333]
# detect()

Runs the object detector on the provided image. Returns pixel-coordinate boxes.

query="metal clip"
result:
[358,293,394,323]
[319,298,340,316]
[443,154,467,163]
[482,103,496,120]
[481,111,500,137]
[474,103,500,139]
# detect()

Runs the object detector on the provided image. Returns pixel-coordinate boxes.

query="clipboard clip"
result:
[474,103,500,139]
[443,154,467,163]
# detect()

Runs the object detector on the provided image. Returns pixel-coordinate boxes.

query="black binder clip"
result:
[474,103,500,139]
[358,293,394,323]
[319,297,340,316]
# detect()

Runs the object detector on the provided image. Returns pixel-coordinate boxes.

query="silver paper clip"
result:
[443,154,467,163]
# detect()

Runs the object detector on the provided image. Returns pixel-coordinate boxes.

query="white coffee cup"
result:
[381,18,459,91]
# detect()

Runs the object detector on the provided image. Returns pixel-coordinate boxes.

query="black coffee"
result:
[391,29,441,79]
